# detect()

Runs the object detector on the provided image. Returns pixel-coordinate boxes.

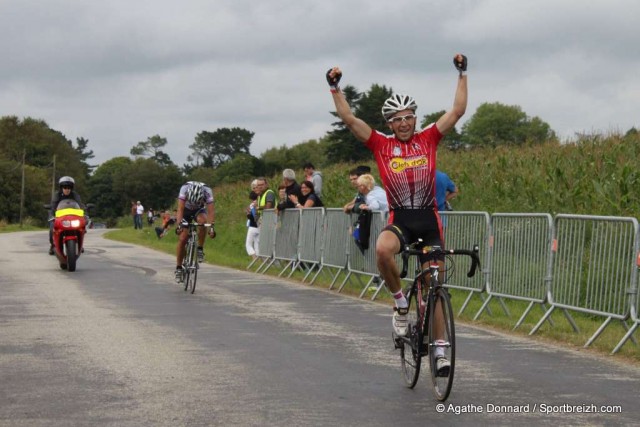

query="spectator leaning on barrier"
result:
[277,168,304,211]
[356,174,389,214]
[435,169,458,211]
[343,165,371,214]
[254,177,275,223]
[290,180,324,208]
[303,162,323,198]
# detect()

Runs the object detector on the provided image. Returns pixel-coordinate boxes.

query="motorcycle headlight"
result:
[61,219,81,227]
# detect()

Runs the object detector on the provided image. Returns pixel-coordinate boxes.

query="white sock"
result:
[393,291,407,309]
[435,341,446,358]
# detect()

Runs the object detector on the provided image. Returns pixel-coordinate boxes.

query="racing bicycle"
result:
[179,220,213,294]
[393,241,480,401]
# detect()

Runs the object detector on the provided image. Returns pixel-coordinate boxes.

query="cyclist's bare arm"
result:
[328,67,373,143]
[175,199,185,225]
[436,54,468,136]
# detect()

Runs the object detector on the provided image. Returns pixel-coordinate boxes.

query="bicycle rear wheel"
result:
[428,286,455,401]
[399,282,425,388]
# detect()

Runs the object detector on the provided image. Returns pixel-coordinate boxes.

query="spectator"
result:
[303,162,323,198]
[131,201,137,228]
[255,177,276,225]
[356,174,389,213]
[245,189,260,260]
[289,180,324,208]
[276,168,304,211]
[147,208,155,226]
[435,169,458,211]
[155,210,177,238]
[276,184,287,211]
[134,201,144,229]
[343,165,371,214]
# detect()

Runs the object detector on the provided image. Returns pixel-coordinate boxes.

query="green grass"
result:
[0,221,44,233]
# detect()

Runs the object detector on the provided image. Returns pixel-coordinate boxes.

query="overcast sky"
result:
[1,0,638,167]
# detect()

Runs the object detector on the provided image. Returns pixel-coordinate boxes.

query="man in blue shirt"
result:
[435,170,458,211]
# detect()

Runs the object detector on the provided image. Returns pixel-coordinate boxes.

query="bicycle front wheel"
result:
[183,240,194,292]
[186,260,198,294]
[428,286,455,401]
[400,282,425,388]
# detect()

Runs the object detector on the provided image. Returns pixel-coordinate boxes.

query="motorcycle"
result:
[45,200,92,272]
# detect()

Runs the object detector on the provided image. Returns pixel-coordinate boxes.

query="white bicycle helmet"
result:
[186,181,205,204]
[381,94,418,120]
[58,176,75,189]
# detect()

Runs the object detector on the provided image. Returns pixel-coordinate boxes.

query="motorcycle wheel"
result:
[66,240,78,272]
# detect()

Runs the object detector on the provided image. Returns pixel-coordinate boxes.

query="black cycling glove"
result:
[454,54,467,74]
[326,68,341,90]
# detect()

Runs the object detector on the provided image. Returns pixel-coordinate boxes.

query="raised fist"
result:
[453,54,467,73]
[326,67,342,88]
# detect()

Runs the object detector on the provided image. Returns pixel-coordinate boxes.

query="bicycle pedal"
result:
[392,334,403,349]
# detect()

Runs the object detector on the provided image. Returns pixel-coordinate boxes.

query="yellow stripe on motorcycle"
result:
[55,208,84,217]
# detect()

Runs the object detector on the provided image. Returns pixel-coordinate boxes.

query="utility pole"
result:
[51,154,56,197]
[19,149,26,227]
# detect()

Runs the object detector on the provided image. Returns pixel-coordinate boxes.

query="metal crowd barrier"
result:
[293,208,325,281]
[531,215,639,351]
[441,211,491,315]
[309,209,349,287]
[338,211,386,298]
[248,209,277,273]
[474,214,554,330]
[250,208,640,353]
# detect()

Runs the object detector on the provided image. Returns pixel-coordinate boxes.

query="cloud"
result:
[1,0,638,167]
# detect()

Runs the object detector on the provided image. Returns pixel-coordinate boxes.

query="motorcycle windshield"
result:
[55,199,84,218]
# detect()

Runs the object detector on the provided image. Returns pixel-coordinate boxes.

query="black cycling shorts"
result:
[183,207,206,224]
[384,209,444,263]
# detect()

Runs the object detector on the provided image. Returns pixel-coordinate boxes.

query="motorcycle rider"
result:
[49,176,84,255]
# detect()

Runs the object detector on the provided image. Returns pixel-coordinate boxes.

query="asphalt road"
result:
[1,230,639,427]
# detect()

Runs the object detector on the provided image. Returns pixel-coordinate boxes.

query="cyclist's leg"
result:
[177,209,197,267]
[176,228,189,266]
[375,230,402,294]
[195,209,207,247]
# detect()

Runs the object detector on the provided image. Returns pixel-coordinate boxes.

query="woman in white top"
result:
[356,174,388,213]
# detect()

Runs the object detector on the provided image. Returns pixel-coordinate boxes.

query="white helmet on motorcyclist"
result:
[59,176,75,190]
[186,181,205,204]
[381,94,418,121]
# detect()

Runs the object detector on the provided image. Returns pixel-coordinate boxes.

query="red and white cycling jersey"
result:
[365,124,443,210]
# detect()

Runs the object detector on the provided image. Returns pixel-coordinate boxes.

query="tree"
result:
[188,127,254,168]
[212,153,264,185]
[259,139,326,176]
[461,102,556,147]
[421,110,462,148]
[73,137,96,178]
[325,84,392,163]
[88,157,134,219]
[0,116,88,223]
[130,135,174,167]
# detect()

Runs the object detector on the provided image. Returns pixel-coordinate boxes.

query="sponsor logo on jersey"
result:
[390,156,428,173]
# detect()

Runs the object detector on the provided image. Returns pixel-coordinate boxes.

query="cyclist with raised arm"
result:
[174,181,216,283]
[326,54,468,375]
